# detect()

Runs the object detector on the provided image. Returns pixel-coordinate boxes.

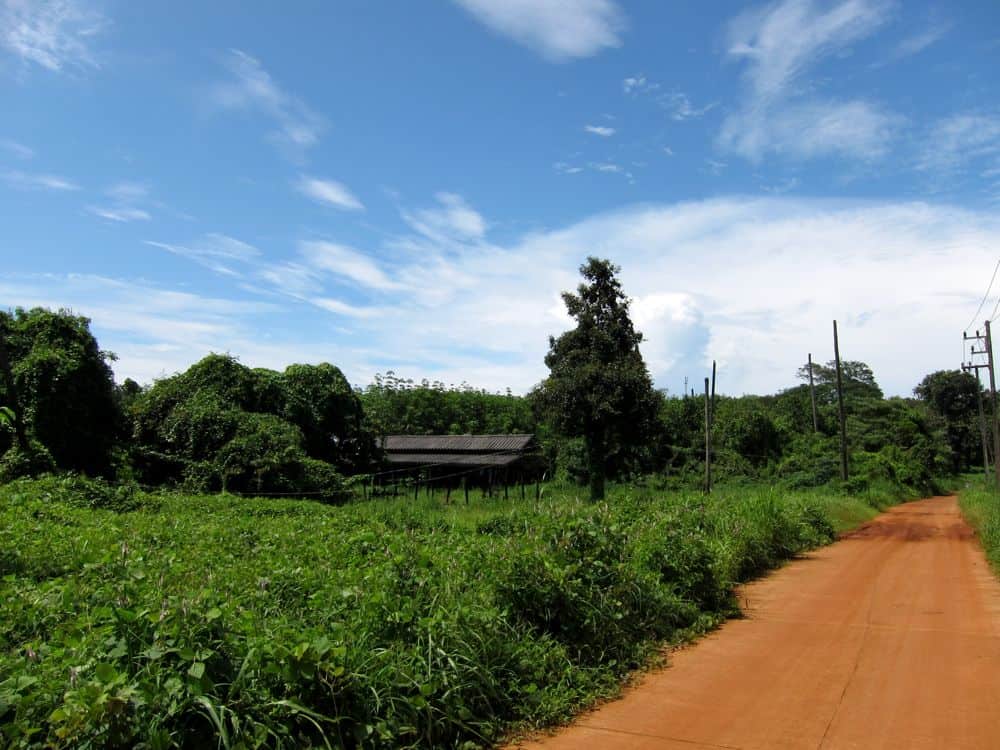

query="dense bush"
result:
[129,355,369,499]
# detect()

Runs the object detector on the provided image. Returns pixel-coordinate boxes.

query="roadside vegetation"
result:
[0,259,985,748]
[959,477,1000,572]
[0,476,916,749]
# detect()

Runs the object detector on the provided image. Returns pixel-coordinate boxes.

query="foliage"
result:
[959,478,1000,573]
[360,372,535,437]
[914,370,986,473]
[0,308,119,477]
[129,355,368,499]
[0,478,897,749]
[535,258,659,500]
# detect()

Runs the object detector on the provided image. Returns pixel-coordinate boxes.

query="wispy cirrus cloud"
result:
[0,138,33,159]
[2,169,79,190]
[1,0,108,72]
[917,113,1000,198]
[584,124,616,137]
[88,206,150,222]
[146,233,261,277]
[88,181,154,223]
[719,0,898,163]
[295,175,364,211]
[451,0,625,62]
[300,241,400,292]
[402,192,487,242]
[210,49,325,157]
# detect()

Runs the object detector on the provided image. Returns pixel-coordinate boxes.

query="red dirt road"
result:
[515,496,1000,750]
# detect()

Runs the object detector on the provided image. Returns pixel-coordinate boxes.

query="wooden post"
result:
[808,352,819,433]
[413,473,419,501]
[535,477,540,501]
[704,377,712,493]
[833,321,849,482]
[520,474,525,500]
[0,324,28,451]
[975,368,991,480]
[985,321,1000,489]
[445,483,451,504]
[504,469,509,501]
[463,476,469,505]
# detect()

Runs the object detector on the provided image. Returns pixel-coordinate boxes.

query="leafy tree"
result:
[536,258,658,500]
[0,308,119,476]
[914,369,984,472]
[797,359,883,403]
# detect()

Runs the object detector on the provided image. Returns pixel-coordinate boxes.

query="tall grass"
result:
[959,476,1000,572]
[0,476,907,749]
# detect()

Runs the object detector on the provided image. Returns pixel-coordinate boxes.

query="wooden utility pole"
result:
[833,321,848,482]
[974,368,991,479]
[963,329,994,482]
[808,352,819,433]
[704,377,712,493]
[985,322,1000,488]
[0,326,27,451]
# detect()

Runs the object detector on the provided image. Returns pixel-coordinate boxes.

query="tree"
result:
[797,359,883,403]
[0,308,120,476]
[914,369,983,473]
[537,258,658,500]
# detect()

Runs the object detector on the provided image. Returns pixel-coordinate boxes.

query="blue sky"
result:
[2,0,999,396]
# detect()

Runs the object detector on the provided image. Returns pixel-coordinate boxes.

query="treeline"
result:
[0,307,986,497]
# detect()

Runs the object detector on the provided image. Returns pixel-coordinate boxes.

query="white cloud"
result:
[106,181,148,202]
[210,49,325,156]
[403,192,487,242]
[661,91,715,121]
[726,0,890,102]
[623,73,657,94]
[146,233,260,276]
[917,113,1000,175]
[720,99,898,161]
[891,25,948,60]
[8,198,999,397]
[295,175,364,211]
[1,0,107,72]
[451,0,625,62]
[0,138,33,159]
[720,0,898,163]
[2,169,78,190]
[87,206,151,222]
[584,124,616,137]
[300,241,399,291]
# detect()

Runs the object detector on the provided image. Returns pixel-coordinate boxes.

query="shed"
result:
[380,434,538,469]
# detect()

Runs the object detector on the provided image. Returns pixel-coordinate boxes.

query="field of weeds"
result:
[0,476,902,749]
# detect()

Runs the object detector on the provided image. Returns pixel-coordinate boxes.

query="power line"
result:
[966,258,1000,332]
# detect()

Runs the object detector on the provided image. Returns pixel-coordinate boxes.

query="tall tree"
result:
[538,258,658,500]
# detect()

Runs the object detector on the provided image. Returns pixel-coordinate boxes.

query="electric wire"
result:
[966,258,1000,332]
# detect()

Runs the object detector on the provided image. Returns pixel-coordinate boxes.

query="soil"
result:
[513,496,1000,749]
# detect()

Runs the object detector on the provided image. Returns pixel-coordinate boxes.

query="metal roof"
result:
[382,434,535,453]
[383,452,524,467]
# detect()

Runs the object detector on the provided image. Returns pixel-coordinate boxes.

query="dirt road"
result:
[515,496,1000,750]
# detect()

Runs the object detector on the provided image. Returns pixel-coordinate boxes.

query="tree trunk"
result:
[586,429,606,501]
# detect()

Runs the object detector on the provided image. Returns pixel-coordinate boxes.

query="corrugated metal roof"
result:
[382,434,535,453]
[383,452,524,467]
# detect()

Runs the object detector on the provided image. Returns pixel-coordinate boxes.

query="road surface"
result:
[514,496,1000,750]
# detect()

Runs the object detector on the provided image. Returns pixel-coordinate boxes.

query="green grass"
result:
[959,475,1000,573]
[0,475,911,749]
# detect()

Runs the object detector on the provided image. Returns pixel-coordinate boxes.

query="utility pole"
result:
[704,376,712,494]
[966,326,1000,488]
[975,368,990,480]
[808,352,819,433]
[833,321,848,482]
[684,376,688,400]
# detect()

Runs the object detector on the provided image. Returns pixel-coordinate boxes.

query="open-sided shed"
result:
[378,434,544,498]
